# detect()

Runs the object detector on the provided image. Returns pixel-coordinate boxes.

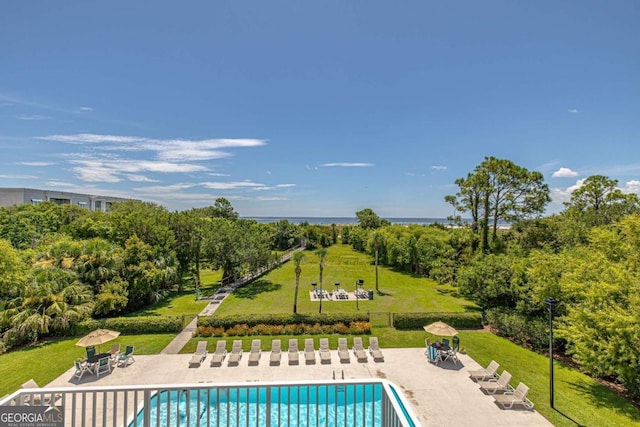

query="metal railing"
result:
[1,379,419,427]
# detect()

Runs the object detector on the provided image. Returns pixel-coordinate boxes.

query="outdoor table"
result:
[85,352,110,373]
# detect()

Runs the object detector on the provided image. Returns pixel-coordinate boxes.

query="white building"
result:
[0,187,131,211]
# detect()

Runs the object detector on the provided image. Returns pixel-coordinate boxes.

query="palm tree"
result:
[315,248,328,313]
[292,251,305,314]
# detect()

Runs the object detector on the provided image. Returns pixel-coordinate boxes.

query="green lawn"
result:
[215,244,475,316]
[0,334,175,397]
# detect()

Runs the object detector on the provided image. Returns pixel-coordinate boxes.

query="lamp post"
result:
[545,296,557,409]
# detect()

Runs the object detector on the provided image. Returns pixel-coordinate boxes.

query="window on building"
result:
[94,200,102,211]
[49,198,70,205]
[30,199,43,205]
[78,201,88,208]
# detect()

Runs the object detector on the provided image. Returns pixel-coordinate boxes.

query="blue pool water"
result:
[129,383,399,427]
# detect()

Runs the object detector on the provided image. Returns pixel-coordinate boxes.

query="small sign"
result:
[0,406,64,427]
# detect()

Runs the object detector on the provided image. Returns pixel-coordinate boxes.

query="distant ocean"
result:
[242,217,455,226]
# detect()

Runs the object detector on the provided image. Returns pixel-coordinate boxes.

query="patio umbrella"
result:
[76,328,121,350]
[423,321,458,337]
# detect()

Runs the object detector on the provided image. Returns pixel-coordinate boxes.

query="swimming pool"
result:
[128,380,418,427]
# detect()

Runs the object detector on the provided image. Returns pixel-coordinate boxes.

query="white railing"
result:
[1,379,419,427]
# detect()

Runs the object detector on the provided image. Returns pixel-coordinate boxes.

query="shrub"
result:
[349,321,372,334]
[74,316,183,335]
[393,312,482,330]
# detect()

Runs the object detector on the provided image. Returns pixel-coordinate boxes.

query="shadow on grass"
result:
[553,408,586,427]
[233,280,282,299]
[566,378,640,423]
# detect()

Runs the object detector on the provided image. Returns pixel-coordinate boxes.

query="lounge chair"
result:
[228,340,243,366]
[96,356,111,378]
[427,345,440,365]
[424,338,430,355]
[248,339,261,365]
[469,360,500,381]
[368,337,384,362]
[73,360,90,381]
[86,346,96,359]
[319,338,331,364]
[338,338,350,363]
[109,344,120,366]
[352,337,368,362]
[117,346,135,367]
[189,341,208,367]
[270,339,282,365]
[288,339,299,365]
[493,382,534,409]
[479,371,513,395]
[304,338,316,364]
[21,379,61,406]
[210,340,227,367]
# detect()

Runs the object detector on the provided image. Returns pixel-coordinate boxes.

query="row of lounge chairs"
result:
[189,337,384,367]
[468,360,534,410]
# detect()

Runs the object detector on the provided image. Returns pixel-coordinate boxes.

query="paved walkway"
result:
[47,348,553,426]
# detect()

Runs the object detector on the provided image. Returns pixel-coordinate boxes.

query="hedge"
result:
[393,312,482,330]
[196,321,371,337]
[74,316,183,335]
[198,313,369,329]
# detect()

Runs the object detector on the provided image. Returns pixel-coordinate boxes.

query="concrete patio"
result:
[46,347,552,426]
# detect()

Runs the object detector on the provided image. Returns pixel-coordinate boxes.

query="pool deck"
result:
[46,348,552,426]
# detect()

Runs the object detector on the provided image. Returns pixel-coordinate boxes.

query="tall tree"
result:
[292,251,305,314]
[315,248,328,314]
[447,157,550,252]
[355,208,389,230]
[370,231,384,292]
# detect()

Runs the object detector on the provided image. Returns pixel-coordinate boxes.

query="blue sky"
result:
[1,1,638,218]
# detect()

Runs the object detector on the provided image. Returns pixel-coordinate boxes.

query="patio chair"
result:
[288,339,300,365]
[21,379,62,406]
[248,339,262,365]
[424,338,430,356]
[228,340,243,366]
[479,371,513,395]
[493,382,535,410]
[338,338,350,363]
[109,344,120,366]
[352,337,368,362]
[210,340,227,367]
[319,338,331,364]
[189,341,209,367]
[117,346,135,367]
[468,360,500,382]
[368,337,384,362]
[452,335,460,351]
[86,346,96,359]
[441,337,450,348]
[96,356,111,378]
[73,360,90,381]
[427,345,440,365]
[270,339,282,365]
[304,338,316,364]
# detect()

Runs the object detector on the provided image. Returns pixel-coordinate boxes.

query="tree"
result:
[370,231,384,292]
[355,208,389,230]
[0,239,28,300]
[315,248,328,313]
[563,175,640,226]
[447,157,550,252]
[292,251,305,314]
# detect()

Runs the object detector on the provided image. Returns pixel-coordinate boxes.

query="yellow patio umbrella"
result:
[76,328,121,351]
[423,321,458,337]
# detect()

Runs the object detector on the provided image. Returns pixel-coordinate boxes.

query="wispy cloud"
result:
[202,181,266,190]
[17,114,51,121]
[321,162,374,167]
[18,161,54,167]
[79,106,93,112]
[125,174,160,182]
[257,196,288,201]
[0,174,37,179]
[431,165,447,171]
[568,108,579,114]
[552,167,579,178]
[70,159,207,182]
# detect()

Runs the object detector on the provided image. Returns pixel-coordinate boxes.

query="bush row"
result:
[74,316,184,335]
[485,309,549,351]
[196,321,371,337]
[392,312,483,330]
[198,313,369,329]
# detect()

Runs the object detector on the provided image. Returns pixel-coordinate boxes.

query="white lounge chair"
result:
[96,356,111,378]
[493,382,534,409]
[73,360,90,381]
[479,371,513,395]
[304,338,316,364]
[338,338,350,363]
[248,339,261,365]
[288,339,299,365]
[210,340,227,367]
[228,340,243,366]
[352,337,367,362]
[469,360,500,381]
[109,344,120,366]
[368,337,384,362]
[270,339,282,365]
[117,346,135,367]
[319,338,331,364]
[21,379,61,406]
[189,341,208,367]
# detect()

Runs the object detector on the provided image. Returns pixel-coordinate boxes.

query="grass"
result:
[215,244,475,316]
[0,334,176,397]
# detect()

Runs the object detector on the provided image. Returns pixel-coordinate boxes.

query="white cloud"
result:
[79,106,93,112]
[568,108,580,114]
[276,184,296,188]
[126,174,160,182]
[257,196,288,201]
[551,179,587,204]
[70,159,207,182]
[18,161,54,166]
[201,181,265,190]
[321,162,374,167]
[431,165,447,171]
[0,174,37,179]
[621,180,640,194]
[17,114,51,120]
[552,167,579,178]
